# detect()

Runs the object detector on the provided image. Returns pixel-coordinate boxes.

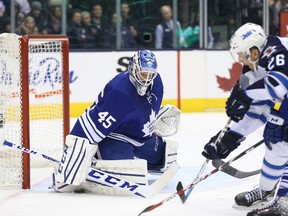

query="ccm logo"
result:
[88,169,139,192]
[267,116,284,125]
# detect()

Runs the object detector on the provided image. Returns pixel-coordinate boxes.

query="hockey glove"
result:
[263,109,288,150]
[226,85,253,122]
[202,130,244,159]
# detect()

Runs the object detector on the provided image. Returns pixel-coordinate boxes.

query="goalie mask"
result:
[229,22,267,71]
[128,49,158,96]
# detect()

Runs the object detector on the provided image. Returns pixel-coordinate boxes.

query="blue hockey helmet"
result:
[128,49,158,96]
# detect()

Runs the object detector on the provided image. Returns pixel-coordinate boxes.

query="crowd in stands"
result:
[0,0,286,49]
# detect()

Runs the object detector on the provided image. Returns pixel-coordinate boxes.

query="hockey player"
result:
[202,22,288,215]
[53,49,181,195]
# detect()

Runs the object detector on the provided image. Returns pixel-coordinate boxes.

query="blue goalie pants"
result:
[96,135,166,172]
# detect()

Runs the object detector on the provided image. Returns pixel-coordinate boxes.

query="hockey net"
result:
[0,33,70,189]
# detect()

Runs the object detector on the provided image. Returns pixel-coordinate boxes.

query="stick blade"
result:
[138,204,159,216]
[212,159,260,178]
[176,181,186,203]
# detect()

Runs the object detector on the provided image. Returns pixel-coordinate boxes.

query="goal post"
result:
[0,34,70,189]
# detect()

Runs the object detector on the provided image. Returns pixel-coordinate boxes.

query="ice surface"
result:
[0,113,266,216]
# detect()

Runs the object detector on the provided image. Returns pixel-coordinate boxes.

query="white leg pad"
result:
[51,172,80,193]
[160,139,179,173]
[55,135,98,185]
[81,159,148,196]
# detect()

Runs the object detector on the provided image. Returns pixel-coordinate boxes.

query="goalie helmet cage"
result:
[0,34,70,189]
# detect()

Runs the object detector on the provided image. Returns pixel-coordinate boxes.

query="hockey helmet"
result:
[128,49,158,96]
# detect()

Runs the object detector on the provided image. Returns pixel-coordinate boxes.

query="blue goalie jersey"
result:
[70,72,164,146]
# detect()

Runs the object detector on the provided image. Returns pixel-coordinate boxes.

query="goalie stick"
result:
[138,139,263,215]
[177,118,232,204]
[3,139,179,198]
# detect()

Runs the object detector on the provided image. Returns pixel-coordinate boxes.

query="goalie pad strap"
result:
[161,140,179,172]
[55,135,98,185]
[148,139,179,173]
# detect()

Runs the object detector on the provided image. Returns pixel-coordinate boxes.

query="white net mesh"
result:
[0,34,67,187]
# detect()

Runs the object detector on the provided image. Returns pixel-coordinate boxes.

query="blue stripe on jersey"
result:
[264,79,278,99]
[79,110,105,143]
[246,112,267,123]
[79,116,94,143]
[107,132,144,147]
[263,158,287,170]
[269,71,288,91]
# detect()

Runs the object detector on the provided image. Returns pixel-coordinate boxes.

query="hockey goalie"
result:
[52,49,181,196]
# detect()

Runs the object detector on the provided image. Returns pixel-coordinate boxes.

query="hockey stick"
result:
[3,139,179,198]
[176,158,209,203]
[176,118,232,203]
[138,139,263,215]
[212,156,262,179]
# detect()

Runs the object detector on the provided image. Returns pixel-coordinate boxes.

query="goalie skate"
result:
[247,196,288,216]
[232,186,276,210]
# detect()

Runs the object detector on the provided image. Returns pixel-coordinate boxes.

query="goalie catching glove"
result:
[155,104,181,137]
[202,129,245,159]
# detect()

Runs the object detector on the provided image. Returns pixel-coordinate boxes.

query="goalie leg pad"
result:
[51,172,80,193]
[55,135,98,185]
[160,139,179,172]
[148,139,179,173]
[155,104,181,137]
[81,159,148,196]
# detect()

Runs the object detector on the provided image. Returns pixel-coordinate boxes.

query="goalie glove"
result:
[154,105,181,137]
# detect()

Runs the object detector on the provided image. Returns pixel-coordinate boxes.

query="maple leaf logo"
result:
[216,62,242,92]
[142,109,156,137]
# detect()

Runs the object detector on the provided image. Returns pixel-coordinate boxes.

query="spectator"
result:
[43,5,62,34]
[0,17,11,33]
[104,13,137,49]
[182,11,214,49]
[0,2,9,33]
[16,0,31,15]
[155,5,184,49]
[16,15,38,35]
[0,1,5,17]
[81,11,98,48]
[90,3,108,48]
[91,4,107,26]
[26,1,48,33]
[121,2,138,38]
[14,3,25,28]
[67,9,85,48]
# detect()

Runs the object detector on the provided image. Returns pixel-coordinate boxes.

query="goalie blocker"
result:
[54,105,181,195]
